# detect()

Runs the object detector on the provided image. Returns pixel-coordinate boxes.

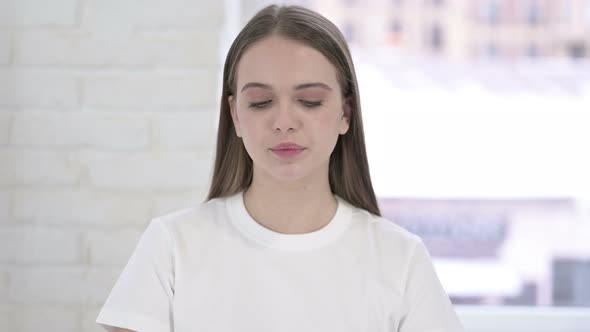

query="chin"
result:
[270,169,309,182]
[261,164,315,183]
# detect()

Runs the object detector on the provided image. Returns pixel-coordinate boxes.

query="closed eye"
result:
[248,100,272,109]
[300,100,323,108]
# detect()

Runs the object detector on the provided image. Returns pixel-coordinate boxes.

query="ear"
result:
[339,97,351,135]
[228,95,242,137]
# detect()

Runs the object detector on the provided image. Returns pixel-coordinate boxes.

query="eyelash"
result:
[248,100,323,109]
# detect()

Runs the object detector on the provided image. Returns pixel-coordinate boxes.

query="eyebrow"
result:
[240,82,333,92]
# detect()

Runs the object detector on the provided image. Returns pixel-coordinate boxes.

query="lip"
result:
[270,142,306,158]
[271,142,305,150]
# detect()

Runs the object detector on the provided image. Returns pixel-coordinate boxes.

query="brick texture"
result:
[1,1,225,330]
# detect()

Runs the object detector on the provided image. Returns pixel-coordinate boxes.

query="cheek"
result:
[236,111,258,132]
[310,112,342,145]
[236,112,264,151]
[318,109,343,130]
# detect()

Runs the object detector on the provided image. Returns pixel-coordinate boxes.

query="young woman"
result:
[96,4,464,332]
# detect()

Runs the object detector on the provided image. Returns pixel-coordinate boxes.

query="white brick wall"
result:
[0,269,9,301]
[0,305,10,331]
[0,150,81,186]
[15,29,220,67]
[79,150,213,191]
[83,71,217,109]
[152,111,217,149]
[0,191,12,223]
[9,267,89,304]
[0,226,82,264]
[84,228,143,265]
[153,190,205,216]
[82,307,106,332]
[0,0,80,28]
[0,114,11,145]
[14,189,152,225]
[11,112,151,150]
[10,305,81,332]
[0,69,80,109]
[1,0,227,330]
[86,266,129,304]
[0,31,11,65]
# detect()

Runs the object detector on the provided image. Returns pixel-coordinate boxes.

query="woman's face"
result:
[229,35,350,184]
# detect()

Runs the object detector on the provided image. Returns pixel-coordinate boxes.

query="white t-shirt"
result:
[96,191,464,332]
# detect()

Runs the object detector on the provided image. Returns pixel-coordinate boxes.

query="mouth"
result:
[269,147,306,158]
[271,142,305,150]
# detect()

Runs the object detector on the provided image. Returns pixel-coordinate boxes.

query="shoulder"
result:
[347,202,429,274]
[346,204,435,296]
[348,202,424,254]
[146,195,231,241]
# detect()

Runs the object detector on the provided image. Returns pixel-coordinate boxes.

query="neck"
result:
[243,169,338,234]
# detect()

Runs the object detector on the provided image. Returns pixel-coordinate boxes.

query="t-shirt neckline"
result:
[226,191,353,251]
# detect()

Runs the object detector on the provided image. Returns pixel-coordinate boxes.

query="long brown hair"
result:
[206,4,381,217]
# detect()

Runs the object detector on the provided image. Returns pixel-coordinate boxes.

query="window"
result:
[486,42,498,57]
[342,22,355,42]
[481,0,500,25]
[568,41,587,59]
[430,24,444,51]
[527,0,541,26]
[526,43,539,57]
[553,259,590,306]
[424,0,444,6]
[391,20,403,34]
[390,20,403,45]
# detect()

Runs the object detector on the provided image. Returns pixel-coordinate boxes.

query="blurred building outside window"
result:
[527,0,541,26]
[429,23,444,51]
[235,0,590,330]
[305,0,590,312]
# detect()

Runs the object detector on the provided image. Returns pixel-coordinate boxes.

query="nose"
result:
[272,101,300,133]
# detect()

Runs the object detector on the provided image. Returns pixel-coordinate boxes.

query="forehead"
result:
[235,35,340,91]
